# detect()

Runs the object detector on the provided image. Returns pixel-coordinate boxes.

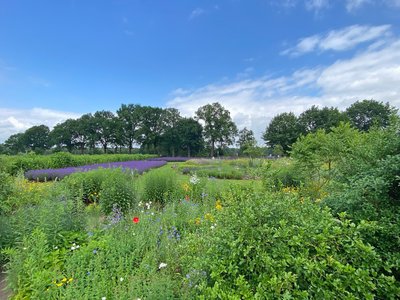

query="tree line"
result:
[0,99,397,156]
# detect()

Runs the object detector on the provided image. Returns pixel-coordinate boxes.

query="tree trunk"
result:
[187,146,191,158]
[210,140,215,157]
[103,143,107,154]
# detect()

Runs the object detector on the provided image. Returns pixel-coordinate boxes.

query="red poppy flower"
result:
[132,217,139,223]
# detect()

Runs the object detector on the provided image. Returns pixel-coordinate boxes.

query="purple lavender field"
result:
[25,160,167,181]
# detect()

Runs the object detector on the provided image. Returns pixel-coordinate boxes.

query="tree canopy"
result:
[195,102,238,157]
[345,99,397,131]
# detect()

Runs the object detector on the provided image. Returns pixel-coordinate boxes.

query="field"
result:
[1,125,400,300]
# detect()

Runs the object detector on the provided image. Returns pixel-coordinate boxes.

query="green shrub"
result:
[181,187,399,299]
[50,152,76,168]
[100,169,138,214]
[262,159,303,191]
[3,229,60,299]
[0,172,15,215]
[142,168,178,205]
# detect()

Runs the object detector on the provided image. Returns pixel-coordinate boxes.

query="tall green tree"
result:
[93,111,117,153]
[262,112,299,154]
[237,127,257,155]
[49,119,79,152]
[298,105,347,134]
[74,114,96,153]
[176,118,204,157]
[116,104,143,154]
[3,133,26,154]
[345,99,397,131]
[160,108,182,156]
[138,106,166,154]
[23,125,50,153]
[195,102,238,157]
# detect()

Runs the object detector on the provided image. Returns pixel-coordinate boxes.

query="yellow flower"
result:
[68,278,73,283]
[182,183,190,192]
[61,278,67,283]
[205,213,215,222]
[195,217,201,225]
[56,282,63,287]
[215,200,222,211]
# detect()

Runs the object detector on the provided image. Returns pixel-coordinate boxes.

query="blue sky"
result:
[1,0,400,142]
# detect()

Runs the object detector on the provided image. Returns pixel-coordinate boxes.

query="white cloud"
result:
[282,24,392,56]
[0,107,81,142]
[305,0,330,12]
[189,8,205,20]
[168,38,400,143]
[346,0,371,11]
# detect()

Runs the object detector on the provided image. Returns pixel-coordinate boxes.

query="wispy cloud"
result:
[0,107,81,142]
[282,24,392,56]
[345,0,371,12]
[189,8,205,20]
[168,37,400,143]
[305,0,330,13]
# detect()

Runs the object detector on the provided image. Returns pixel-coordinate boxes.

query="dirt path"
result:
[0,271,12,300]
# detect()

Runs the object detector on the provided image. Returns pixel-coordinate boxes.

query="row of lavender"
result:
[25,157,189,181]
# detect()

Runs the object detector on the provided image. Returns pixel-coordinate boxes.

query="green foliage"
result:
[184,187,399,299]
[3,229,61,299]
[100,169,138,214]
[195,102,238,157]
[1,153,154,175]
[0,172,15,215]
[262,112,300,153]
[298,105,347,135]
[261,159,303,191]
[23,124,51,153]
[142,167,178,205]
[237,127,257,155]
[345,99,397,131]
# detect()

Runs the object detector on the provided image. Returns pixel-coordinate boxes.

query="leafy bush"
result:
[0,172,16,215]
[61,169,109,204]
[100,169,138,214]
[142,168,178,205]
[182,187,399,299]
[262,159,303,191]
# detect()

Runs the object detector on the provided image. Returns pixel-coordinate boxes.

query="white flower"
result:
[71,246,76,250]
[76,245,80,249]
[190,174,200,185]
[119,277,124,282]
[54,246,58,250]
[101,297,106,300]
[210,225,215,230]
[158,262,167,269]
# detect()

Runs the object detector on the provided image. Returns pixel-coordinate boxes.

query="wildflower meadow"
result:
[1,123,400,299]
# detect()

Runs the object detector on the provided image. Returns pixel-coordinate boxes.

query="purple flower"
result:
[25,160,167,181]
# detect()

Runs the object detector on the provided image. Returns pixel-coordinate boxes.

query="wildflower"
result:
[62,278,67,283]
[205,213,215,222]
[54,246,58,250]
[189,174,200,185]
[201,192,208,199]
[56,282,63,287]
[119,277,124,282]
[215,200,222,211]
[195,217,201,225]
[182,183,190,192]
[102,297,107,300]
[71,246,76,250]
[93,249,98,254]
[132,217,139,223]
[158,262,167,269]
[68,278,73,283]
